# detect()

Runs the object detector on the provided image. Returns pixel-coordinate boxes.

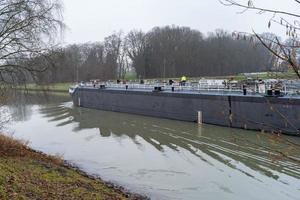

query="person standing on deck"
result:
[181,76,187,86]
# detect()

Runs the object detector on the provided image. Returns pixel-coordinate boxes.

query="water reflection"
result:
[6,93,300,200]
[38,102,300,181]
[7,91,69,122]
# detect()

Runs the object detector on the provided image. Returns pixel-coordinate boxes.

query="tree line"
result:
[32,26,278,83]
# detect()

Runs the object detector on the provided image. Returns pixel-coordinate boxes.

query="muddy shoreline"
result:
[0,134,149,200]
[60,160,150,200]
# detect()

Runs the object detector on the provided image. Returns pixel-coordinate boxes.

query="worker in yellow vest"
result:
[181,75,187,86]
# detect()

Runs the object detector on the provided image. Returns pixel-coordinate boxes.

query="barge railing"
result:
[104,83,245,93]
[72,82,298,96]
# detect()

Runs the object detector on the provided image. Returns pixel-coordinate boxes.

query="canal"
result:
[3,92,300,200]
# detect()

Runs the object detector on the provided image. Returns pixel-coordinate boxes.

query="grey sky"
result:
[62,0,297,44]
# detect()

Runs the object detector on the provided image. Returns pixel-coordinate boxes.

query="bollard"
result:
[267,89,273,96]
[275,90,281,96]
[78,97,81,107]
[198,111,202,125]
[153,86,162,92]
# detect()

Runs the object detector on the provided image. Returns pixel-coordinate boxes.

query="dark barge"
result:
[70,83,300,136]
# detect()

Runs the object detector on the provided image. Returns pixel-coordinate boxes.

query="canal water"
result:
[3,92,300,200]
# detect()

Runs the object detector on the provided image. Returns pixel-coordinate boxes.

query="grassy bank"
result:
[21,83,73,93]
[230,71,298,80]
[0,134,144,200]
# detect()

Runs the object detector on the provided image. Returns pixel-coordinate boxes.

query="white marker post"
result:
[198,111,202,125]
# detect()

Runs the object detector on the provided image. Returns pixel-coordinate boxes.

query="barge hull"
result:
[71,88,300,136]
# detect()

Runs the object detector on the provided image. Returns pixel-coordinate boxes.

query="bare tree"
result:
[103,32,123,79]
[118,43,129,79]
[0,0,64,85]
[220,0,300,78]
[0,0,64,131]
[115,32,129,79]
[125,30,147,78]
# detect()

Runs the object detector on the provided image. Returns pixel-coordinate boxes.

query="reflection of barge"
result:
[70,83,300,136]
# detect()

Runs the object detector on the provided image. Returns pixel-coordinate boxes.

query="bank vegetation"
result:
[0,134,148,200]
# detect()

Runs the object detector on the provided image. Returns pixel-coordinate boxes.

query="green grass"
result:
[188,71,298,81]
[20,82,74,93]
[234,71,298,80]
[0,134,128,200]
[124,71,137,80]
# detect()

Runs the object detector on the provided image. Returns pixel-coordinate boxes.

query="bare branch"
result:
[0,0,64,85]
[219,0,300,18]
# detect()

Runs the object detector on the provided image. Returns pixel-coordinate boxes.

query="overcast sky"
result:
[62,0,298,44]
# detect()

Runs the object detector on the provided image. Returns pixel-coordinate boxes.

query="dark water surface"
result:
[4,93,300,200]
